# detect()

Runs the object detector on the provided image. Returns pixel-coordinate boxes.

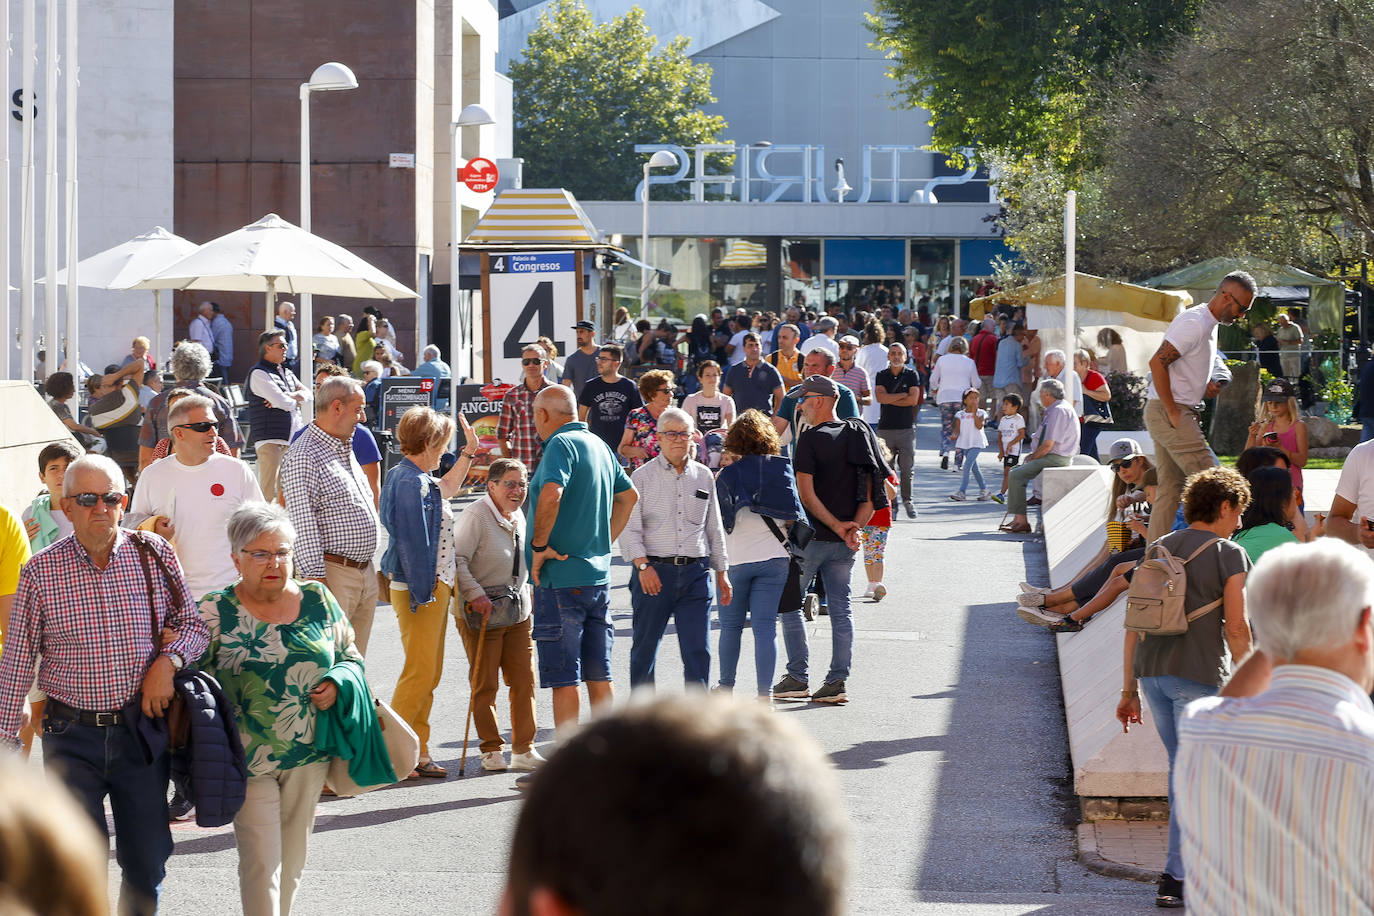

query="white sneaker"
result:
[481,751,508,772]
[977,489,991,501]
[1020,591,1046,608]
[949,491,966,501]
[862,586,875,599]
[510,748,546,771]
[1019,582,1051,596]
[1017,605,1062,627]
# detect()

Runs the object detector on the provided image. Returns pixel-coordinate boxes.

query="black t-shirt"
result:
[875,366,920,430]
[793,419,884,541]
[578,376,642,452]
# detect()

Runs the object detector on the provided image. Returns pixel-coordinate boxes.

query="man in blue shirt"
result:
[722,333,785,415]
[527,386,638,736]
[412,344,452,410]
[993,324,1028,404]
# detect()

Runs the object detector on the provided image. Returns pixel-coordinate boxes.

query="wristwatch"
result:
[635,561,649,571]
[163,652,185,671]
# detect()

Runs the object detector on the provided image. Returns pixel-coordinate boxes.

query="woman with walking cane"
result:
[452,457,543,774]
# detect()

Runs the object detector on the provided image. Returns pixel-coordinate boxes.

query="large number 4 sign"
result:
[502,281,566,359]
[483,251,581,382]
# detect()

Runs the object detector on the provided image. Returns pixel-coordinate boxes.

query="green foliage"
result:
[509,0,730,201]
[866,0,1203,175]
[1105,370,1147,431]
[1321,374,1355,423]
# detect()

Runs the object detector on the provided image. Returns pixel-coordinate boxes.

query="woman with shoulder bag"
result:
[713,410,806,697]
[379,407,482,780]
[452,457,542,773]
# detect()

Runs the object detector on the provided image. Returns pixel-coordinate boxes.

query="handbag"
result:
[763,517,806,614]
[1082,393,1113,425]
[131,532,192,750]
[326,698,421,796]
[462,513,525,630]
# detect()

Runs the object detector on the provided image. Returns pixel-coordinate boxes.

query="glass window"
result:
[910,241,954,317]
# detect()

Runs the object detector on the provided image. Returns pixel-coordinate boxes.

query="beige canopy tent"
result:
[968,272,1192,326]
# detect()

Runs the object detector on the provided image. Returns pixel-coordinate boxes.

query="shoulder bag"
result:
[763,516,806,614]
[131,533,192,749]
[462,510,525,630]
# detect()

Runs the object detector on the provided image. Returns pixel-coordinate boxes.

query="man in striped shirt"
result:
[1175,539,1374,915]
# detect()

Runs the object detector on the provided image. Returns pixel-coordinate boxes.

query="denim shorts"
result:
[531,584,613,688]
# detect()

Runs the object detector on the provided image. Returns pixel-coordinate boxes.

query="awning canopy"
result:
[461,188,603,246]
[1141,256,1343,333]
[969,272,1192,326]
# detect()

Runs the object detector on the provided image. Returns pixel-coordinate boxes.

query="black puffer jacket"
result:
[170,669,248,828]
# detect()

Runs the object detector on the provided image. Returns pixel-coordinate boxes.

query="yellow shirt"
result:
[0,504,33,650]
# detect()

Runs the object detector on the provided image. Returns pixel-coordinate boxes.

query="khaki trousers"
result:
[389,581,451,757]
[324,561,379,656]
[456,614,538,755]
[1144,399,1218,543]
[233,759,330,916]
[255,442,288,502]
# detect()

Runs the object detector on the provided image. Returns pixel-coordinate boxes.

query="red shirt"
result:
[970,331,998,376]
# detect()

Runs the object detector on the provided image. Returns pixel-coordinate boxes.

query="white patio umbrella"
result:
[41,225,199,372]
[133,213,419,393]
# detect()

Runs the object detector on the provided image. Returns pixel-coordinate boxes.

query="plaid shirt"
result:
[281,422,379,578]
[0,530,209,746]
[497,378,551,471]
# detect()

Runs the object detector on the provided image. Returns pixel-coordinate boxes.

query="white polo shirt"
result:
[1146,303,1219,407]
[1335,439,1374,558]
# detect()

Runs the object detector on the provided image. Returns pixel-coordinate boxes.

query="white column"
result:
[1064,189,1076,383]
[43,0,58,376]
[63,0,77,378]
[19,0,34,381]
[297,82,313,413]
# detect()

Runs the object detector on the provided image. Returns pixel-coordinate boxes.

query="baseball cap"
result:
[1261,379,1294,401]
[571,320,595,332]
[838,335,860,347]
[1103,438,1144,465]
[815,316,839,331]
[800,375,839,398]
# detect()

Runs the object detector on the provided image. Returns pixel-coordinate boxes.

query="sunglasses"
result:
[72,491,123,507]
[521,358,543,366]
[175,421,216,433]
[1110,457,1140,472]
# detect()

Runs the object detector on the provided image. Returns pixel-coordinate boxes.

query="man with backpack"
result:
[1115,466,1252,910]
[767,323,806,388]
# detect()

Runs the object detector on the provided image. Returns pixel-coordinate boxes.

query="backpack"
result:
[1123,534,1223,636]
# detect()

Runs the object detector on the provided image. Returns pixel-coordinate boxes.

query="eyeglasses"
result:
[1224,290,1253,312]
[521,358,543,366]
[175,421,216,433]
[240,548,293,565]
[495,479,528,491]
[595,355,620,363]
[659,430,692,440]
[72,491,123,507]
[1110,457,1140,472]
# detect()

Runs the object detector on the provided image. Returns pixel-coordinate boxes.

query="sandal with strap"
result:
[1002,521,1034,534]
[413,759,448,779]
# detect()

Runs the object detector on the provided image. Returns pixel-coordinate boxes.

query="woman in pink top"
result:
[1245,378,1308,501]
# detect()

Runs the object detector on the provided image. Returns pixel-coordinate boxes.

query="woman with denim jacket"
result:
[379,407,478,778]
[713,409,806,696]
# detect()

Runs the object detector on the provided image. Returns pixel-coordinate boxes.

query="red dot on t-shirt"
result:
[210,483,225,496]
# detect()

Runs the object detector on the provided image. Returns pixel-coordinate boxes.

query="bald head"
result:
[533,385,578,440]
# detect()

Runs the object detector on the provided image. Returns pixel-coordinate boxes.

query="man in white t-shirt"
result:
[800,316,839,358]
[126,394,265,599]
[726,322,753,366]
[1144,270,1255,543]
[1327,438,1374,556]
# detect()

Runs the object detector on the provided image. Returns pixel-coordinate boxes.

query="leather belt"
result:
[646,555,705,566]
[324,552,368,570]
[46,699,125,727]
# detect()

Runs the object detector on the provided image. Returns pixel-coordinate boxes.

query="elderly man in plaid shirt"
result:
[498,344,553,472]
[0,454,208,916]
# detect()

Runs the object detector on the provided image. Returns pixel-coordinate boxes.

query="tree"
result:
[866,0,1203,174]
[509,0,729,201]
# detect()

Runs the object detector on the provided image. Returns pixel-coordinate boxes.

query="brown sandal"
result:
[1003,521,1033,534]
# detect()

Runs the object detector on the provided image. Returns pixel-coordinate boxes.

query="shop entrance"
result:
[823,278,905,314]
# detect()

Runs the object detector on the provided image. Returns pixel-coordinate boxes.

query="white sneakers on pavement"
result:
[511,749,546,771]
[481,751,508,772]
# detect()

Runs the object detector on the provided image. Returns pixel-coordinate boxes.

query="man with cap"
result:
[800,316,840,359]
[833,336,872,409]
[773,375,889,705]
[772,349,861,452]
[561,321,600,397]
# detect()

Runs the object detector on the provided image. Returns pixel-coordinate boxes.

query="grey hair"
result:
[1248,539,1374,660]
[359,360,383,380]
[888,342,908,357]
[422,344,441,361]
[335,313,353,327]
[315,375,363,413]
[1039,377,1066,400]
[226,502,296,555]
[170,342,212,382]
[533,384,576,418]
[946,336,968,354]
[167,394,216,429]
[522,343,548,361]
[1221,270,1258,296]
[1043,348,1066,369]
[1073,348,1095,365]
[807,347,837,368]
[656,406,695,433]
[62,454,126,496]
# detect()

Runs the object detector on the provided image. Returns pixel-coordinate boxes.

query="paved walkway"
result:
[59,408,1187,914]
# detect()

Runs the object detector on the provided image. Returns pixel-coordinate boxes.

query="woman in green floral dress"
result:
[197,503,364,916]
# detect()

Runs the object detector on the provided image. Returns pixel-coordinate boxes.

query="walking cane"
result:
[458,606,491,777]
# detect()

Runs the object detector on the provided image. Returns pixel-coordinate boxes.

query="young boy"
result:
[992,394,1026,505]
[22,440,81,550]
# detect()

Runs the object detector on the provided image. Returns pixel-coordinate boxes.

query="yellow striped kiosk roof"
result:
[463,188,602,245]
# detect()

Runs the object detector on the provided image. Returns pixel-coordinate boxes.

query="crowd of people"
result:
[5,270,1374,915]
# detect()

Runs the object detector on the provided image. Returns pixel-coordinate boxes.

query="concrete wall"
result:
[4,0,175,376]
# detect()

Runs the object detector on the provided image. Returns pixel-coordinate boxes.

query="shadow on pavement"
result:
[831,735,943,770]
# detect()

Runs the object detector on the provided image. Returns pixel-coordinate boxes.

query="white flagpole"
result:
[64,0,76,376]
[19,0,34,381]
[1064,190,1076,391]
[43,0,58,377]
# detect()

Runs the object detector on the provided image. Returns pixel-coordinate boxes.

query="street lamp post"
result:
[450,103,495,434]
[640,149,677,321]
[298,61,358,402]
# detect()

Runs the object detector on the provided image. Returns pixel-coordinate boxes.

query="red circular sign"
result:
[210,483,225,497]
[460,157,500,193]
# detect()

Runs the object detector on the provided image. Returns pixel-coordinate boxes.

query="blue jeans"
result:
[43,712,173,915]
[629,559,712,688]
[1140,674,1217,881]
[780,539,856,685]
[717,557,790,696]
[958,446,986,493]
[532,585,613,688]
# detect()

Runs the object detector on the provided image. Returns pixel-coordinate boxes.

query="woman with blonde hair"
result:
[380,406,481,778]
[538,335,565,387]
[619,369,676,470]
[1244,378,1308,509]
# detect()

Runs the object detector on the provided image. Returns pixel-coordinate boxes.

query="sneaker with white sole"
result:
[992,492,1006,504]
[810,679,848,704]
[1019,591,1046,608]
[977,489,991,501]
[772,674,810,699]
[1019,582,1051,596]
[510,749,545,771]
[871,584,887,603]
[481,751,508,772]
[1017,605,1062,627]
[949,491,966,501]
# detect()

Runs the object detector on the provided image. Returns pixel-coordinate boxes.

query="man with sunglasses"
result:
[246,329,308,501]
[0,454,208,916]
[126,394,265,601]
[1145,270,1256,544]
[498,344,553,473]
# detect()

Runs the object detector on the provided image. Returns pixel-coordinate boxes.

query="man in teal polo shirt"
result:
[772,349,860,454]
[526,386,638,736]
